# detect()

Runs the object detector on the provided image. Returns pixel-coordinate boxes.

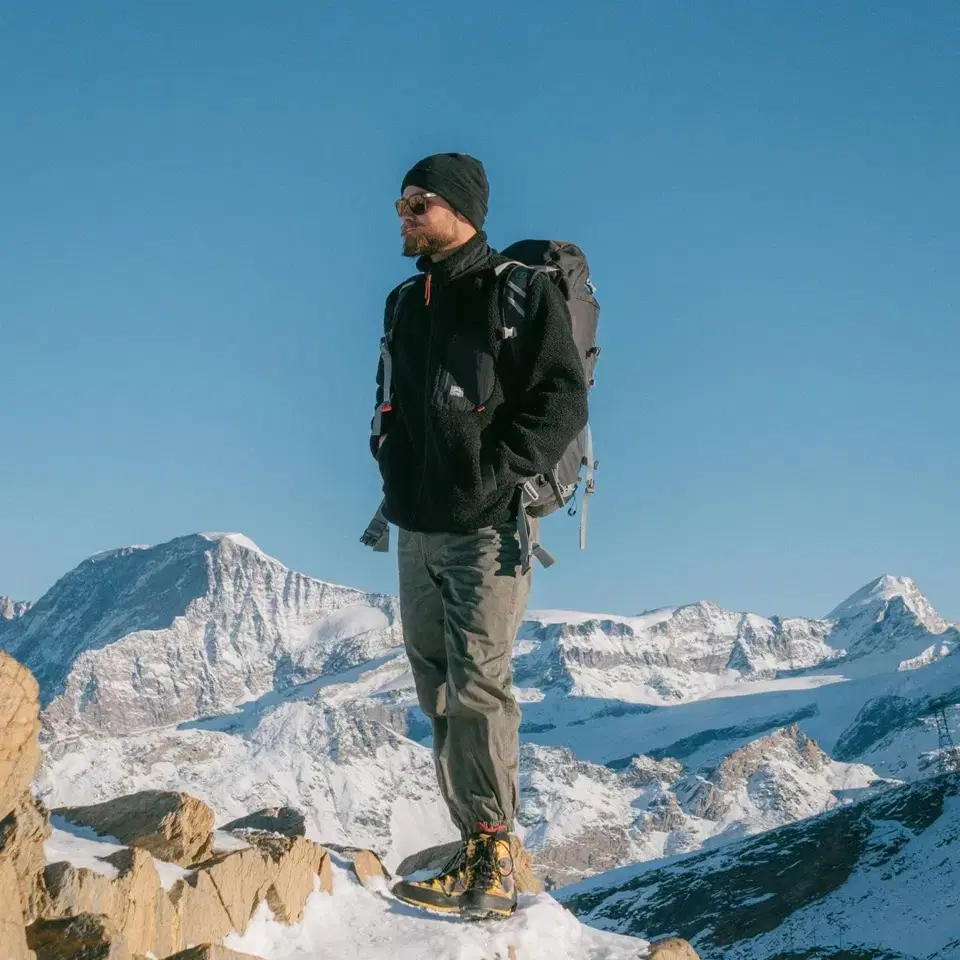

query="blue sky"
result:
[2,1,958,621]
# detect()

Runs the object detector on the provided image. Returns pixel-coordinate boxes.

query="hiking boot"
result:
[391,843,469,914]
[460,825,517,921]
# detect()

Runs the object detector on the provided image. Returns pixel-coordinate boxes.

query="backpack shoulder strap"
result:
[386,277,418,339]
[496,261,558,341]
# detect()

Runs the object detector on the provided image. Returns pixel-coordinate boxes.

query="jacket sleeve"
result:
[484,273,589,489]
[369,289,398,460]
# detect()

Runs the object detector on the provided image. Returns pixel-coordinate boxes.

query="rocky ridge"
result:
[0,648,695,960]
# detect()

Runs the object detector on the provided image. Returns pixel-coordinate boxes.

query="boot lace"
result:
[469,834,502,889]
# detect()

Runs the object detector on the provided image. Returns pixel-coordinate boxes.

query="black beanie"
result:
[401,153,489,231]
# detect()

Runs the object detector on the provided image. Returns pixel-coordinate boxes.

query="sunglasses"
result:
[395,192,438,217]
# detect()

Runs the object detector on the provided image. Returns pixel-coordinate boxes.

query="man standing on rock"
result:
[366,153,587,919]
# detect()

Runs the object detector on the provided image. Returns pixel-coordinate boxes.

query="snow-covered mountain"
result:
[0,532,400,738]
[561,771,960,959]
[0,595,32,619]
[4,532,960,944]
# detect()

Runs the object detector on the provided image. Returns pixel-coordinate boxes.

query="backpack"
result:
[495,240,600,565]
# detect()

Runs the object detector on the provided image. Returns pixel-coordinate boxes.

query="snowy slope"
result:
[561,772,960,960]
[0,532,401,738]
[41,819,647,960]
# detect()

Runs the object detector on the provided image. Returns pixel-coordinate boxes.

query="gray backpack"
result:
[495,240,600,570]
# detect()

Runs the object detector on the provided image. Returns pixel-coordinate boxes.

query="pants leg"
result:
[397,527,466,836]
[431,521,533,832]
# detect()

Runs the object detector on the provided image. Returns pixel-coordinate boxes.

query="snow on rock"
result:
[0,597,32,621]
[35,700,453,869]
[562,772,960,960]
[226,862,646,960]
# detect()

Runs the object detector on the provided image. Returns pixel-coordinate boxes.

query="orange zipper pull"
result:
[424,272,432,305]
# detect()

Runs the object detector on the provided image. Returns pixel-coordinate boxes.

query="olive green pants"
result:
[398,521,533,836]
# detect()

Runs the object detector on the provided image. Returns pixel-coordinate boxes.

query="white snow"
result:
[225,865,646,960]
[44,818,192,889]
[45,819,125,878]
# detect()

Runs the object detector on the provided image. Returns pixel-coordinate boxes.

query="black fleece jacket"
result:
[372,231,588,533]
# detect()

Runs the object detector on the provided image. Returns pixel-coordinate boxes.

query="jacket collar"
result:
[416,231,494,282]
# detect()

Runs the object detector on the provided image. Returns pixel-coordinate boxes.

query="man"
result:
[371,153,588,920]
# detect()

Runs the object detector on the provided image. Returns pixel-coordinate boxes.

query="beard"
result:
[401,214,459,258]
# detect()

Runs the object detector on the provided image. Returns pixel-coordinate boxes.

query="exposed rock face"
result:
[168,836,332,944]
[166,947,267,960]
[42,847,178,959]
[242,832,332,923]
[53,791,215,866]
[647,938,700,959]
[687,724,830,822]
[221,806,305,838]
[0,856,34,960]
[0,795,52,924]
[38,814,331,955]
[350,849,390,886]
[26,913,131,960]
[0,651,41,822]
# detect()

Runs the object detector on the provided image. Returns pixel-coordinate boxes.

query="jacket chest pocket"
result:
[431,334,496,412]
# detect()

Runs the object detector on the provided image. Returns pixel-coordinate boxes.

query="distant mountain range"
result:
[3,532,959,955]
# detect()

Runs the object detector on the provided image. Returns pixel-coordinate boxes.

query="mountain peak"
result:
[826,575,946,634]
[199,532,266,554]
[0,597,32,621]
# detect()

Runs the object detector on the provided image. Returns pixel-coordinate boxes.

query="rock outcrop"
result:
[0,856,34,960]
[0,651,41,822]
[350,848,390,887]
[26,913,131,960]
[0,652,338,958]
[43,847,179,958]
[53,791,215,866]
[647,938,700,959]
[1,794,51,924]
[166,947,267,960]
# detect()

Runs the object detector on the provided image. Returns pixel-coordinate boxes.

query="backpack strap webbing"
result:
[518,481,556,574]
[579,423,595,550]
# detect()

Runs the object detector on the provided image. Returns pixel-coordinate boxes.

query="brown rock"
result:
[350,848,390,887]
[647,937,700,960]
[53,791,214,866]
[41,848,178,959]
[164,946,267,960]
[221,807,305,838]
[168,835,332,942]
[509,836,543,895]
[0,857,35,960]
[242,832,332,922]
[0,652,41,822]
[167,868,235,948]
[26,913,132,960]
[0,794,52,924]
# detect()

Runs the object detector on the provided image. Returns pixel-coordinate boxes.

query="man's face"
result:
[398,185,460,258]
